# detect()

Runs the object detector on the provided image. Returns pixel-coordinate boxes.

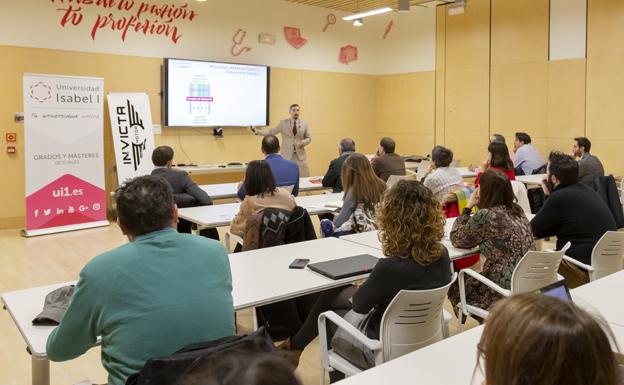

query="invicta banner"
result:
[107,93,156,185]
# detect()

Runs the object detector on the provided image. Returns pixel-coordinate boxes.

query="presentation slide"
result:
[165,59,269,127]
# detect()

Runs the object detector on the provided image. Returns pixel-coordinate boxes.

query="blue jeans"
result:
[320,219,353,238]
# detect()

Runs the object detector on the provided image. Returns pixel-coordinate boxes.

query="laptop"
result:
[538,280,572,302]
[308,254,379,280]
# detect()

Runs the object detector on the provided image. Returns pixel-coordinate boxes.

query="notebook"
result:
[307,254,379,280]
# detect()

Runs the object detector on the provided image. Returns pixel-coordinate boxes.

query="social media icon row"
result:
[33,203,101,217]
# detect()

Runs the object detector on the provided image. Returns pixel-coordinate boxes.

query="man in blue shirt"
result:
[237,135,300,199]
[513,132,545,175]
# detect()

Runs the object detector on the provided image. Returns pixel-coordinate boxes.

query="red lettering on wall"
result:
[50,0,197,45]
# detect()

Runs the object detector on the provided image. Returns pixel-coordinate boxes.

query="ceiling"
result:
[284,0,451,13]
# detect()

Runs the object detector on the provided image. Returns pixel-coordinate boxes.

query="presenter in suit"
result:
[251,104,311,176]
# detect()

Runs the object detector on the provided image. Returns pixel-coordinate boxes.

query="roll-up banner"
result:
[107,93,155,186]
[23,74,108,237]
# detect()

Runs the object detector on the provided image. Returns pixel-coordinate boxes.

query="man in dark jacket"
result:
[322,138,355,193]
[530,151,616,287]
[371,137,406,182]
[572,137,604,185]
[150,146,218,239]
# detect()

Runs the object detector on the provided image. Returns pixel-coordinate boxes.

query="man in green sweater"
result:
[46,176,235,385]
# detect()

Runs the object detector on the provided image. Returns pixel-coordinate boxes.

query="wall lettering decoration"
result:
[383,20,394,39]
[323,14,336,32]
[230,28,252,56]
[284,26,307,49]
[51,0,198,44]
[339,45,358,65]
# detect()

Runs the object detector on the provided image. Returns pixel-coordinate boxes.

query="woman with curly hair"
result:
[286,180,452,379]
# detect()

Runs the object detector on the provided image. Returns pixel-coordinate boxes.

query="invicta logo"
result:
[115,100,147,171]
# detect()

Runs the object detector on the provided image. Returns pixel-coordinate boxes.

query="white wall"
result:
[550,0,587,60]
[0,0,435,75]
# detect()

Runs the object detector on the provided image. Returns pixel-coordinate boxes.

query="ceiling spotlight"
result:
[353,18,364,26]
[448,0,467,15]
[398,0,410,13]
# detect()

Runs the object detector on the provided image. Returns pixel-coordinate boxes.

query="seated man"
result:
[237,135,299,200]
[530,152,616,288]
[371,137,406,182]
[151,146,218,239]
[572,137,605,185]
[513,132,545,175]
[422,145,464,203]
[490,133,506,144]
[322,138,355,193]
[46,176,235,385]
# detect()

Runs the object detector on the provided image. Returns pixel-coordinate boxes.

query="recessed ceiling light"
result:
[342,7,393,21]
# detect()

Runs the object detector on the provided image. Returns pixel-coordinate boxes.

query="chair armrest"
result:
[225,231,243,253]
[562,255,594,272]
[460,269,511,297]
[318,311,383,352]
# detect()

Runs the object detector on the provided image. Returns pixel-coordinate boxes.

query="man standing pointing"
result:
[251,104,311,176]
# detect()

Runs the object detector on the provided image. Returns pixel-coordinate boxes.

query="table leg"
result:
[252,307,259,331]
[32,355,50,385]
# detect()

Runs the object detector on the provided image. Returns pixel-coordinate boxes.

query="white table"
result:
[338,325,485,385]
[200,177,328,200]
[456,167,478,179]
[338,271,624,385]
[177,193,343,228]
[571,270,624,327]
[516,174,547,186]
[342,217,480,260]
[175,163,246,175]
[341,227,478,262]
[230,237,384,309]
[1,237,382,385]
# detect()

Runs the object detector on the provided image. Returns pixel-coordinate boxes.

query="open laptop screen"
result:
[538,280,572,302]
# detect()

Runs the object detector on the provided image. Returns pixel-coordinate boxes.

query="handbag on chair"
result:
[329,308,381,370]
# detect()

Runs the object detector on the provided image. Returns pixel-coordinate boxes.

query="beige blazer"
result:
[257,118,311,160]
[230,187,296,237]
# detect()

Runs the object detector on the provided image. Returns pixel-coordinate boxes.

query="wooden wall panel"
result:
[491,0,549,65]
[442,0,490,166]
[490,62,549,155]
[446,0,491,70]
[376,72,436,156]
[546,59,586,142]
[587,0,624,57]
[586,55,624,175]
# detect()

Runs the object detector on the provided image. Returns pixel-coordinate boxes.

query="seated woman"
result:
[320,153,386,237]
[448,169,534,316]
[474,142,516,187]
[478,294,620,385]
[230,160,296,238]
[289,180,452,380]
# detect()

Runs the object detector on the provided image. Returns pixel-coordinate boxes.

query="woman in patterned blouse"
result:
[448,169,534,318]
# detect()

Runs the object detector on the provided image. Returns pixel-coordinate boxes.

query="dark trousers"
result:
[290,285,357,382]
[177,218,220,241]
